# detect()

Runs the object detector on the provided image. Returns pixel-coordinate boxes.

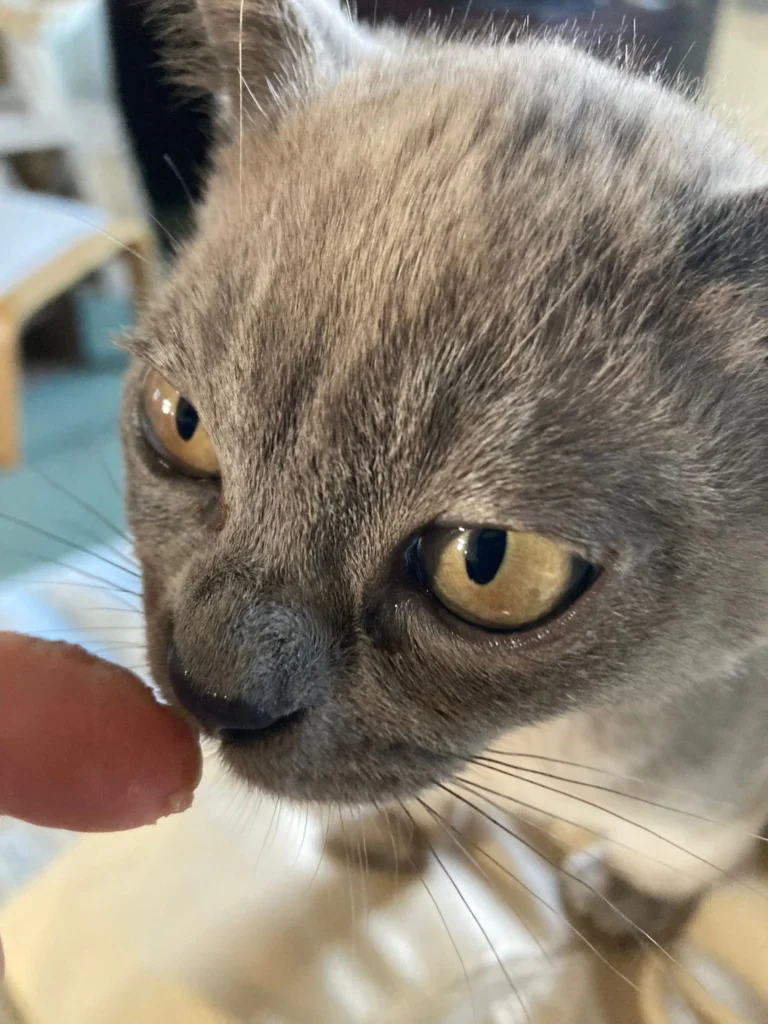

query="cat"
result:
[121,0,768,944]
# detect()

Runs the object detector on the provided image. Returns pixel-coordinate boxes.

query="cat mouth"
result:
[218,707,308,747]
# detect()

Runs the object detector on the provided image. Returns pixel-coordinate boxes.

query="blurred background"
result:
[0,2,766,1023]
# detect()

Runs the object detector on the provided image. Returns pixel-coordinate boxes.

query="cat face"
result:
[122,1,768,805]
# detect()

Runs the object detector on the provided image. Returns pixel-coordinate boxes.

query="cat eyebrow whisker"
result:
[238,66,265,118]
[0,196,151,264]
[162,153,195,209]
[145,207,183,253]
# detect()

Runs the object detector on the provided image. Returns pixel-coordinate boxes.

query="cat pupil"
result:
[464,529,507,585]
[175,398,199,442]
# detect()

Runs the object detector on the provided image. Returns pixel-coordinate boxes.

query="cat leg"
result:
[324,804,429,874]
[560,811,762,943]
[323,792,468,876]
[560,846,700,942]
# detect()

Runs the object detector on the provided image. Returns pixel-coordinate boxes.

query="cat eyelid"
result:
[434,512,528,533]
[138,361,188,403]
[432,513,604,565]
[116,330,168,367]
[118,330,188,392]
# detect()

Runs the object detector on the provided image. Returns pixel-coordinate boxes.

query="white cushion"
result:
[0,188,108,296]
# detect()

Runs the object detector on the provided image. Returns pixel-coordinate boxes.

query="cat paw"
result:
[560,846,698,945]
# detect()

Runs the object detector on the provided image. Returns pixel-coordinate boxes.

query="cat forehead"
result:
[131,45,750,459]
[136,67,697,468]
[139,36,761,378]
[144,58,692,374]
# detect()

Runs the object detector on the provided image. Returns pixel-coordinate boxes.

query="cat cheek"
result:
[134,552,163,614]
[201,496,228,532]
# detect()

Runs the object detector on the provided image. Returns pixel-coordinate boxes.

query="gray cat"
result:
[122,0,768,943]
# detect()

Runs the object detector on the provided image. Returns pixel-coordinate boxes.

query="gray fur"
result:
[173,588,333,718]
[123,0,768,929]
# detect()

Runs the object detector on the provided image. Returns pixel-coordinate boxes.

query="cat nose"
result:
[167,599,330,739]
[167,646,307,738]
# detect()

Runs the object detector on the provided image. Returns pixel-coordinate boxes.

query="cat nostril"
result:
[166,646,305,737]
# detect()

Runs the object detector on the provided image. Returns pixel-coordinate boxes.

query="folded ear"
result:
[156,0,380,129]
[685,184,768,285]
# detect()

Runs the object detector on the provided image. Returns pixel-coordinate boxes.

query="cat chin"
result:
[216,731,460,806]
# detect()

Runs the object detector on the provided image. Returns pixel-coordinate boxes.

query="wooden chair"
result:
[0,189,154,469]
[0,0,148,219]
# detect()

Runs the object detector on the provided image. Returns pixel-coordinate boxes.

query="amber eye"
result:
[417,527,596,631]
[141,369,220,477]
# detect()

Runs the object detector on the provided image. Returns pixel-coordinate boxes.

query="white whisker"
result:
[163,153,195,208]
[239,0,245,212]
[447,783,705,987]
[410,797,534,1024]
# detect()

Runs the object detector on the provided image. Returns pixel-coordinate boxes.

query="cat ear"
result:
[156,0,380,128]
[685,184,768,284]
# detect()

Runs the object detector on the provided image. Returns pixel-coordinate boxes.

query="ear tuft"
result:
[150,0,306,124]
[150,0,380,128]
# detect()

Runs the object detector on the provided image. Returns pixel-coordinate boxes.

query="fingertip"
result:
[0,634,202,832]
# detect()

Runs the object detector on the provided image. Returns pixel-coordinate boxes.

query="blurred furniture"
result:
[708,0,768,158]
[0,4,70,166]
[0,0,147,219]
[0,189,153,469]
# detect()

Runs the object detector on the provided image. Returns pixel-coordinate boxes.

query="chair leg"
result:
[0,310,21,470]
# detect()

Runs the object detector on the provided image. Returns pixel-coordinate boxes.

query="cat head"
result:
[122,0,768,804]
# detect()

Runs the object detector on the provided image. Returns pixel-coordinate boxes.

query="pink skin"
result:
[0,633,202,979]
